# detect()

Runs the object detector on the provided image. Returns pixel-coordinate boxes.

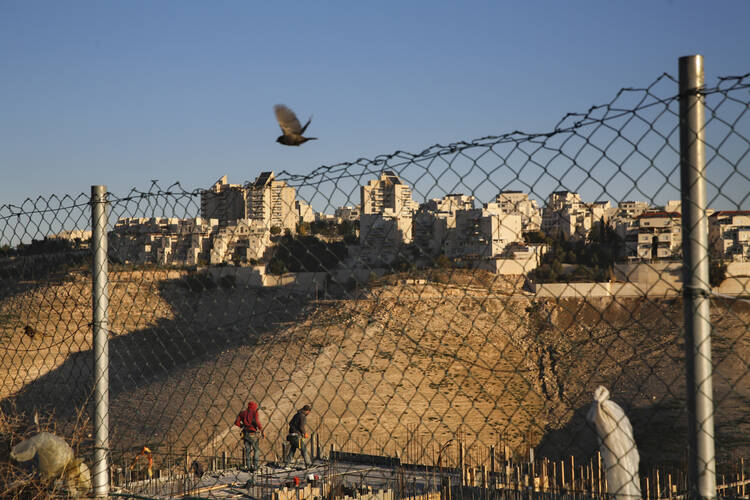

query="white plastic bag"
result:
[586,386,642,499]
[11,432,75,479]
[63,458,92,495]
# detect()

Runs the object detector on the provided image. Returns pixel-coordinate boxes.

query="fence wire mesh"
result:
[1,68,749,499]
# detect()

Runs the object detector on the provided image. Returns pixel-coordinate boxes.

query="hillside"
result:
[1,269,749,472]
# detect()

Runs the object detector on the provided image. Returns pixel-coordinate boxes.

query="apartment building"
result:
[335,205,361,222]
[494,191,542,232]
[201,175,248,224]
[210,218,271,264]
[246,171,297,233]
[296,200,315,223]
[361,170,417,216]
[541,191,588,239]
[541,191,612,240]
[360,171,417,260]
[49,230,92,246]
[663,200,682,214]
[109,217,217,265]
[611,201,651,257]
[709,210,750,261]
[413,194,475,257]
[359,209,413,264]
[450,203,522,259]
[635,211,682,260]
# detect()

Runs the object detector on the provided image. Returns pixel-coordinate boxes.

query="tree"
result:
[524,230,548,245]
[435,254,451,269]
[297,222,310,237]
[267,234,348,274]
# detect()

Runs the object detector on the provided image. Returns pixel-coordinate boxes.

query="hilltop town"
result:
[100,171,748,289]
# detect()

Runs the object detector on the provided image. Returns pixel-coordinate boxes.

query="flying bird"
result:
[587,386,641,500]
[274,104,317,146]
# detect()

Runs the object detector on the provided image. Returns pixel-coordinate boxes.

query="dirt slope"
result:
[2,270,749,471]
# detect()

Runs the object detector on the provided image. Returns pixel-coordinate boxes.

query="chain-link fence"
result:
[1,56,749,499]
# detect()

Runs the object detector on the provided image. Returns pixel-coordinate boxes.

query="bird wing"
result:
[274,104,303,135]
[300,116,312,134]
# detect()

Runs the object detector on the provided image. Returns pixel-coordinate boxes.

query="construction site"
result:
[115,445,750,499]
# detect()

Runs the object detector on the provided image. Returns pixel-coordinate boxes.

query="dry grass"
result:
[0,405,90,499]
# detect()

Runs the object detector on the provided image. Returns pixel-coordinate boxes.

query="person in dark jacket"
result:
[283,405,312,468]
[234,401,264,471]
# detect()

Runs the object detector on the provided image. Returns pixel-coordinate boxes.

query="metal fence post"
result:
[678,54,717,500]
[91,185,110,497]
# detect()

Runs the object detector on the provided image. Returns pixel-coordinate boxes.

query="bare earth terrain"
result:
[1,269,749,473]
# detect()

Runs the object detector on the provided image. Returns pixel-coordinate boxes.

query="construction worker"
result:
[283,404,312,469]
[234,401,264,472]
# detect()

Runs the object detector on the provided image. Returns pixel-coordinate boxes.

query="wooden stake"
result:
[656,469,661,500]
[579,465,584,495]
[570,456,575,492]
[560,459,565,492]
[668,473,673,500]
[742,457,746,497]
[459,441,465,486]
[553,460,558,493]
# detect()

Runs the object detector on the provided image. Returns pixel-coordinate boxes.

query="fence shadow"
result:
[1,274,315,455]
[536,397,689,469]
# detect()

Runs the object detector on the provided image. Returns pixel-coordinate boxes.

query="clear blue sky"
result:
[1,1,748,212]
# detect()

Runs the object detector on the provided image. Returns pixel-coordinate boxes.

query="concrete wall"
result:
[532,281,669,298]
[206,265,387,290]
[717,277,750,295]
[614,262,683,294]
[533,261,750,298]
[263,271,328,289]
[726,262,750,277]
[206,266,264,286]
[493,257,539,275]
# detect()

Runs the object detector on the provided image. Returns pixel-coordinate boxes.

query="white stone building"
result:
[209,219,271,264]
[611,201,651,258]
[541,191,589,239]
[109,217,218,266]
[663,200,682,214]
[494,191,541,232]
[315,212,338,223]
[49,229,92,246]
[296,200,315,223]
[450,203,522,259]
[709,210,750,261]
[201,175,248,224]
[335,205,361,222]
[361,170,417,217]
[413,194,475,257]
[246,171,297,233]
[541,191,611,240]
[635,211,682,260]
[360,171,417,262]
[359,209,414,264]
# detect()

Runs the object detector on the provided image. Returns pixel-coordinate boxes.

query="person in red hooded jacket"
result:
[234,401,264,471]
